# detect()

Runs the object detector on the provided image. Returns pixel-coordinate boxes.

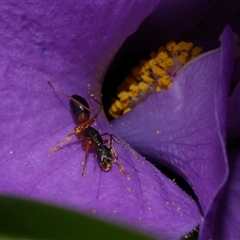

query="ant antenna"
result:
[47,79,95,114]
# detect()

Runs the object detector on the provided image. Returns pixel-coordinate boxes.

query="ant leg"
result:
[51,130,76,152]
[51,126,84,152]
[103,136,127,175]
[83,84,103,127]
[48,79,73,100]
[87,84,102,106]
[101,133,139,160]
[82,105,102,128]
[81,140,90,176]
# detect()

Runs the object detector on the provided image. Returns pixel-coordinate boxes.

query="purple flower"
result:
[0,1,239,239]
[111,2,240,240]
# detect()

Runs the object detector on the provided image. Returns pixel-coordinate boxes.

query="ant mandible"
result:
[48,80,129,177]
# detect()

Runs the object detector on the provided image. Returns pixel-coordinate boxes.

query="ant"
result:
[48,80,131,177]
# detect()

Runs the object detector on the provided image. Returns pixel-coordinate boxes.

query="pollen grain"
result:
[109,41,202,118]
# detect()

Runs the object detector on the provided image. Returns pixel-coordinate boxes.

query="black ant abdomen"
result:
[70,95,90,124]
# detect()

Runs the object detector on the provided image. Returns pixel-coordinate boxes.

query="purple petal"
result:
[112,26,235,213]
[0,2,201,238]
[201,149,240,239]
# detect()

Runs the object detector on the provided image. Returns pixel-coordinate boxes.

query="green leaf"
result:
[0,195,150,239]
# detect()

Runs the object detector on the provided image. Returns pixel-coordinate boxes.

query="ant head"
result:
[97,145,112,171]
[70,95,91,123]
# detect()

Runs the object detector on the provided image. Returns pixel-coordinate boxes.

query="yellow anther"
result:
[178,52,188,64]
[126,92,133,98]
[156,51,169,61]
[192,47,202,57]
[109,108,120,119]
[115,100,123,110]
[157,75,172,89]
[161,76,172,86]
[156,85,162,92]
[123,107,131,114]
[166,41,179,53]
[159,58,174,70]
[118,91,130,101]
[110,104,118,113]
[129,84,139,97]
[138,82,149,91]
[150,64,166,76]
[141,74,154,84]
[109,40,202,118]
[180,51,188,58]
[120,99,129,108]
[178,41,193,51]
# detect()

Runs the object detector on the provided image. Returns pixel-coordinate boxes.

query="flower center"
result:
[108,41,202,119]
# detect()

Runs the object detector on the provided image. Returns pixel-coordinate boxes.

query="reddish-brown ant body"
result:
[48,80,129,176]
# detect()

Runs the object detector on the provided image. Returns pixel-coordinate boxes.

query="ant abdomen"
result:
[70,94,90,124]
